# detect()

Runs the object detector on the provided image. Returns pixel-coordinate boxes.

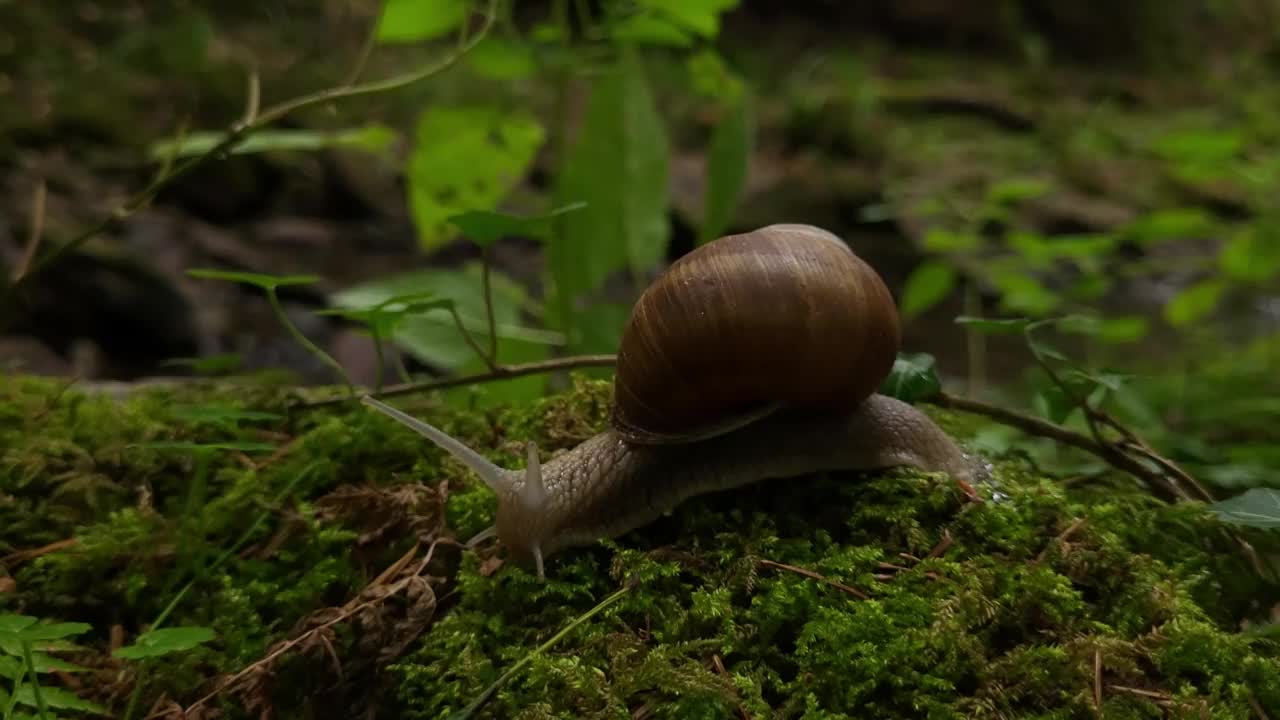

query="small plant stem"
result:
[450,581,635,720]
[481,248,498,366]
[12,180,46,282]
[297,354,618,411]
[372,329,387,394]
[20,641,50,720]
[267,287,354,393]
[448,306,497,373]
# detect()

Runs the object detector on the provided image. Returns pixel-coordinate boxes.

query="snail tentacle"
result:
[361,395,519,496]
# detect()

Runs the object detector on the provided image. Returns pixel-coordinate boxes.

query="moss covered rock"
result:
[0,373,1276,719]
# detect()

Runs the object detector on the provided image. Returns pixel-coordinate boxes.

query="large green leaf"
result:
[549,49,670,336]
[1209,488,1280,529]
[407,107,546,251]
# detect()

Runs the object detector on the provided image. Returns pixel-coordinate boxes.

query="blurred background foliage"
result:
[2,0,1279,500]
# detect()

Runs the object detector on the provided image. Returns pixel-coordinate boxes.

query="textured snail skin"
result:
[493,393,981,570]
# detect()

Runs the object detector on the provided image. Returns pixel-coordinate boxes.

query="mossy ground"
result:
[1,372,1277,718]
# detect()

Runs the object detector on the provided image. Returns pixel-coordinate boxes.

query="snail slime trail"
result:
[362,224,984,579]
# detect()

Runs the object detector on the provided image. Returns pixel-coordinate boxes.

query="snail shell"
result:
[610,223,902,445]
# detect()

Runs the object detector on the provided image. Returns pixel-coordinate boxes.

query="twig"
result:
[1033,517,1086,565]
[2,0,499,307]
[1,538,79,569]
[176,538,448,716]
[929,392,1179,501]
[1248,690,1271,720]
[295,354,618,411]
[241,66,261,126]
[756,558,870,600]
[448,305,497,373]
[1094,649,1103,711]
[13,179,47,281]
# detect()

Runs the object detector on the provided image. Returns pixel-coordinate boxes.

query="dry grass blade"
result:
[756,558,870,599]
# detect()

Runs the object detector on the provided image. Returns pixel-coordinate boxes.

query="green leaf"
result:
[1209,488,1280,529]
[406,106,546,251]
[1220,223,1280,281]
[985,177,1052,205]
[0,616,37,635]
[900,261,956,318]
[1164,278,1225,326]
[686,49,744,102]
[1150,128,1243,164]
[986,265,1060,316]
[466,36,537,79]
[447,203,586,247]
[0,651,88,679]
[375,0,468,43]
[13,684,108,714]
[699,93,752,245]
[549,49,670,330]
[186,269,320,291]
[609,14,694,46]
[1121,208,1216,246]
[922,228,981,252]
[880,353,942,402]
[0,619,89,643]
[1095,315,1149,344]
[150,125,397,161]
[637,0,741,37]
[954,316,1032,334]
[114,626,216,659]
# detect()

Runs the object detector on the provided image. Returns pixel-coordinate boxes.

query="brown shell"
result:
[610,223,902,445]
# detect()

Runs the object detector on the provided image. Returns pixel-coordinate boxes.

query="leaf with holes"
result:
[406,107,546,251]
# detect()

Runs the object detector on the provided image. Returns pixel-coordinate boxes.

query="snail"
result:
[361,224,984,579]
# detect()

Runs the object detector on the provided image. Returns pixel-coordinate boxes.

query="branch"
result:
[294,354,619,412]
[1,0,499,309]
[928,392,1182,502]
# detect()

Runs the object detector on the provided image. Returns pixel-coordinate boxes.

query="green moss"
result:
[1,374,1277,718]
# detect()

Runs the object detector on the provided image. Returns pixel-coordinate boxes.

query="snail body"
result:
[362,224,982,578]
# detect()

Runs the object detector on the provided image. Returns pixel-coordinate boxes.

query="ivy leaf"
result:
[880,353,942,402]
[1209,488,1280,529]
[406,107,546,251]
[900,261,956,318]
[114,627,216,659]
